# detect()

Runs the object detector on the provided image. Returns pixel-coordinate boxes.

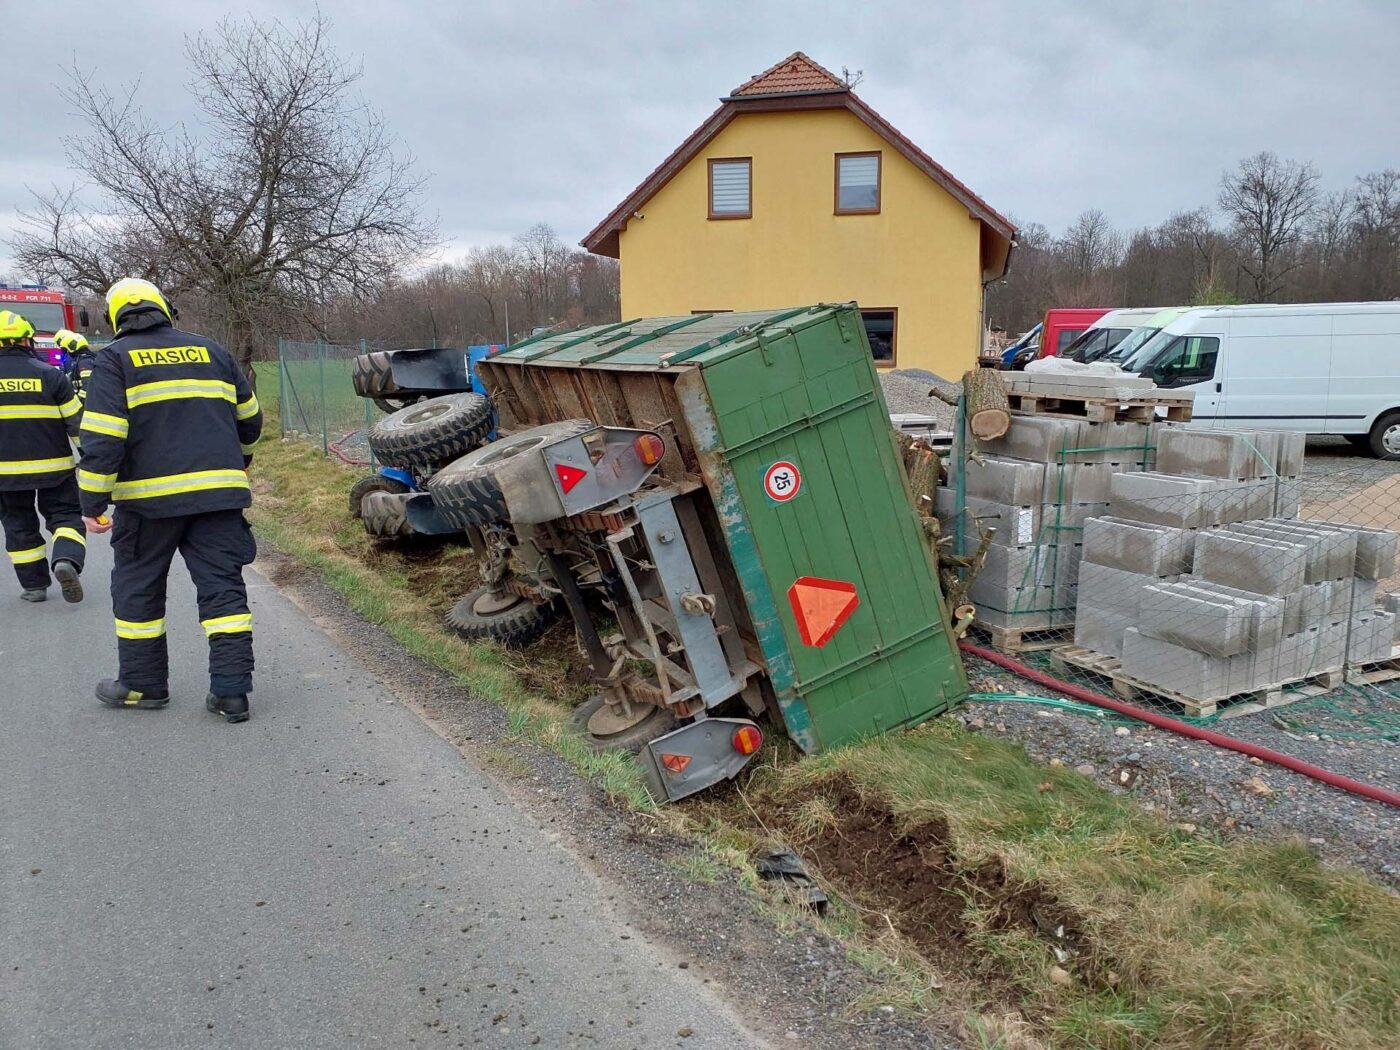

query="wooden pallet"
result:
[1345,644,1400,686]
[1048,645,1345,719]
[971,622,1073,654]
[1006,391,1194,424]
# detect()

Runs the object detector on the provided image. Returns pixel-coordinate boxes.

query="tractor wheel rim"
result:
[472,590,524,616]
[404,402,453,425]
[586,701,659,737]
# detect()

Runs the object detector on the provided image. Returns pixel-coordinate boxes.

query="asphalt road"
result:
[0,532,768,1050]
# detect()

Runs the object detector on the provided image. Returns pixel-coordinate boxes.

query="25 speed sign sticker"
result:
[762,460,802,503]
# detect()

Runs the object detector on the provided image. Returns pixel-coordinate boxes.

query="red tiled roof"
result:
[581,53,1016,268]
[730,51,848,97]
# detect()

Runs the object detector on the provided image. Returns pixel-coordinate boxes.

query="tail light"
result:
[634,432,666,465]
[731,725,763,756]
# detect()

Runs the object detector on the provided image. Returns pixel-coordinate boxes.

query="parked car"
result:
[1121,302,1400,457]
[1098,307,1191,365]
[981,322,1040,369]
[1063,307,1174,363]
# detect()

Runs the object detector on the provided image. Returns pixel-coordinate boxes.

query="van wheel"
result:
[1368,411,1400,459]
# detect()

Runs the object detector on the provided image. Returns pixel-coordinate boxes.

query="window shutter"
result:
[710,161,750,215]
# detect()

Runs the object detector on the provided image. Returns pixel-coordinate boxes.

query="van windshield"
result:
[1120,328,1177,372]
[1065,327,1132,362]
[1106,326,1164,367]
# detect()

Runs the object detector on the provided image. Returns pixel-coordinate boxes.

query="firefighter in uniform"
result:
[54,329,96,403]
[79,279,263,722]
[0,310,86,603]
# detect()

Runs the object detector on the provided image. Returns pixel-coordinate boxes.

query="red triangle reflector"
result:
[660,753,692,774]
[554,463,588,494]
[787,577,859,648]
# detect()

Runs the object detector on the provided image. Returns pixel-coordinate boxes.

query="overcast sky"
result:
[4,0,1398,276]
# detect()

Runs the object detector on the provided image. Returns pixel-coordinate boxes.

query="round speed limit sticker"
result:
[762,460,802,503]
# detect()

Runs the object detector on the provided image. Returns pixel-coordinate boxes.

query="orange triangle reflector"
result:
[660,753,692,774]
[554,463,588,493]
[787,576,859,647]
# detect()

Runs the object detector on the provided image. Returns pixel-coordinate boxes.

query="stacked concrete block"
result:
[1154,427,1304,517]
[1002,370,1157,401]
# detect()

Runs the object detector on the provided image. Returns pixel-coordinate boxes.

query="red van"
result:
[1040,308,1111,359]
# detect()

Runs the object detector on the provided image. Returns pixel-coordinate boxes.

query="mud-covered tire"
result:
[352,351,398,400]
[569,695,677,754]
[367,393,493,472]
[349,474,411,519]
[444,585,556,648]
[427,419,594,529]
[360,493,413,538]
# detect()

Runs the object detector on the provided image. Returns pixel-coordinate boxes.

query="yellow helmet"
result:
[54,328,90,354]
[0,310,36,345]
[105,277,172,331]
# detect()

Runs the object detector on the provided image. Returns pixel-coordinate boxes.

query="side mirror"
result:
[79,306,91,329]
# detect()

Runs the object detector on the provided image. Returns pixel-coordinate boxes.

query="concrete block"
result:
[1083,516,1194,576]
[981,416,1088,463]
[1038,501,1110,534]
[1194,532,1306,596]
[968,577,1073,629]
[1287,521,1399,580]
[1272,478,1302,519]
[1121,628,1254,701]
[1321,578,1352,620]
[1348,613,1395,665]
[964,456,1048,507]
[1003,371,1156,398]
[1107,472,1226,529]
[1164,580,1286,651]
[979,543,1080,595]
[1074,605,1135,658]
[1139,586,1252,656]
[1350,577,1378,617]
[1273,432,1306,477]
[1219,478,1278,524]
[1156,429,1269,480]
[1224,522,1355,584]
[1248,523,1355,585]
[1075,561,1164,615]
[1384,592,1400,621]
[1081,420,1155,462]
[1045,461,1129,505]
[936,489,1041,548]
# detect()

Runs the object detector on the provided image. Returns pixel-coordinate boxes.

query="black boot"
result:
[96,679,170,709]
[206,693,250,724]
[53,560,83,604]
[20,587,47,603]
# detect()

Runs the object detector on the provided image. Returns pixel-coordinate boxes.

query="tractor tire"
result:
[352,350,399,400]
[427,418,594,530]
[367,393,493,472]
[569,695,677,754]
[360,492,413,538]
[444,585,557,648]
[349,473,411,519]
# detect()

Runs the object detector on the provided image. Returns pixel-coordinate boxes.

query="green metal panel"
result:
[490,303,967,752]
[688,306,967,751]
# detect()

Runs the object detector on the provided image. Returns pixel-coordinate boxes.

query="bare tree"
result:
[1218,151,1319,301]
[10,11,435,374]
[1057,209,1124,281]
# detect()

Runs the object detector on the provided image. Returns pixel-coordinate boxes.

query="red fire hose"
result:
[960,641,1400,810]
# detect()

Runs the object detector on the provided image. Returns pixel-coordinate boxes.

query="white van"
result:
[1119,302,1400,457]
[1063,308,1170,363]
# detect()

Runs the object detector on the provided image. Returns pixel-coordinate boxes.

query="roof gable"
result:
[581,52,1015,264]
[729,51,848,97]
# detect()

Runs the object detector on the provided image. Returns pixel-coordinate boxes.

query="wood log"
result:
[962,367,1011,440]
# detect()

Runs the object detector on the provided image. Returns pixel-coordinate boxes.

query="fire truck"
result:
[0,285,90,368]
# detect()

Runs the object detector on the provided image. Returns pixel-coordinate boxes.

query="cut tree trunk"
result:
[962,367,1011,440]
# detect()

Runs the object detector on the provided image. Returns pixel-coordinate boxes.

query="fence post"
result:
[277,337,286,436]
[318,338,329,455]
[361,338,375,468]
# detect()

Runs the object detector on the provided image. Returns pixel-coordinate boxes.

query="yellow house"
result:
[582,52,1016,377]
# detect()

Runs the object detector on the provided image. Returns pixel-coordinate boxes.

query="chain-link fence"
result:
[277,338,378,466]
[938,401,1400,743]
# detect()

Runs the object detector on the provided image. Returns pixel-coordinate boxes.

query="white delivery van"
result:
[1064,308,1172,363]
[1119,302,1400,457]
[1100,307,1191,366]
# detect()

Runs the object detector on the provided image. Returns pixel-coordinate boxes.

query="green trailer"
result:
[440,304,966,799]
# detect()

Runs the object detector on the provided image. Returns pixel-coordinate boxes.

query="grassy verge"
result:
[248,407,1399,1050]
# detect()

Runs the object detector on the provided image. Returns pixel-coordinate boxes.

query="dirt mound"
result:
[796,778,1097,990]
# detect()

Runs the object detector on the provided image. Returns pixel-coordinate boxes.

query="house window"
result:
[861,309,896,365]
[835,152,881,214]
[708,158,751,219]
